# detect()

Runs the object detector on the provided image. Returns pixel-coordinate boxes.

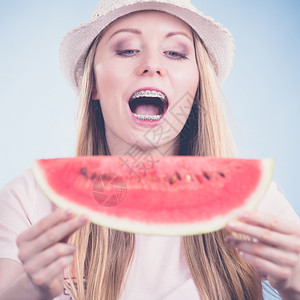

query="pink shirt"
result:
[0,169,299,299]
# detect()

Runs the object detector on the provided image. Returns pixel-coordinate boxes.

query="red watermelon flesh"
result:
[32,156,273,236]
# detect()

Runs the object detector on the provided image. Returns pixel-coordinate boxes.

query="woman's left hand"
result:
[225,211,300,300]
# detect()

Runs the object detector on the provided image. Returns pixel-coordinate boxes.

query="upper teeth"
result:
[131,90,166,100]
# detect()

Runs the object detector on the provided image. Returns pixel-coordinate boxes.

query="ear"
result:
[91,84,100,100]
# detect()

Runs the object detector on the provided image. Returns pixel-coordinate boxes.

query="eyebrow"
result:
[108,28,141,41]
[166,31,193,42]
[108,28,193,42]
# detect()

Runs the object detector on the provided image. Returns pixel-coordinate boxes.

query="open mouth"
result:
[128,90,169,121]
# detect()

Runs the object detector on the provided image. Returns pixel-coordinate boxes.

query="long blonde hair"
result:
[64,27,262,300]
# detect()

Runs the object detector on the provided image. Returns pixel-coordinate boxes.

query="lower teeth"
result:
[133,113,162,121]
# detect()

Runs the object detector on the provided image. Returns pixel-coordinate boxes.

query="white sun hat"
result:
[59,0,235,91]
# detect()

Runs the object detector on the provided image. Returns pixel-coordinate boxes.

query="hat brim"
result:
[59,1,234,91]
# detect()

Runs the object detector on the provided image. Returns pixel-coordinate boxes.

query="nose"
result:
[142,68,162,76]
[136,52,164,77]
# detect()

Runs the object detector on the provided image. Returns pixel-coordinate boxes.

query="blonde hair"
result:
[64,27,262,300]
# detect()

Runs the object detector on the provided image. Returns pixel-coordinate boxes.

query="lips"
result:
[128,88,169,122]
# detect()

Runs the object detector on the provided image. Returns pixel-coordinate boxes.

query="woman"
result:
[0,0,299,299]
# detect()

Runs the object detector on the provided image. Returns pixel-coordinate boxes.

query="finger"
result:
[24,243,75,274]
[17,209,74,245]
[237,251,291,284]
[226,220,300,252]
[19,215,88,262]
[238,211,300,236]
[29,255,74,288]
[225,236,299,267]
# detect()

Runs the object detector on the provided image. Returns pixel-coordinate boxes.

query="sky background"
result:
[0,1,299,298]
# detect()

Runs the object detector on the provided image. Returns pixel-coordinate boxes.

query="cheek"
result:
[183,64,199,90]
[168,63,199,126]
[169,60,199,86]
[94,57,135,94]
[94,63,120,98]
[172,63,199,105]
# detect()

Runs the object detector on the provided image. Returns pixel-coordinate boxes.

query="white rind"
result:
[32,158,274,236]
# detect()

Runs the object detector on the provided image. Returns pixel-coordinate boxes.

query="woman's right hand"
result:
[16,209,89,300]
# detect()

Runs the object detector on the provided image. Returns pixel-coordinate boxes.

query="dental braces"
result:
[133,113,163,121]
[131,90,166,100]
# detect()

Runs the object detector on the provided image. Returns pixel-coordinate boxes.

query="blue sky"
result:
[0,1,299,298]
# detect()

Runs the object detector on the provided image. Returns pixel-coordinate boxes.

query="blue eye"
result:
[116,50,139,57]
[116,49,188,60]
[165,51,187,60]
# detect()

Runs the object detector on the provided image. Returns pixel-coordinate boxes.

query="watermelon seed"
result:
[101,174,114,181]
[91,173,98,180]
[203,172,210,180]
[219,172,226,178]
[81,168,88,177]
[176,172,182,180]
[169,175,177,184]
[186,174,192,182]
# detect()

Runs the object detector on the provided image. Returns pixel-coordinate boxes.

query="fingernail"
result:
[68,245,76,252]
[65,209,73,217]
[239,212,249,220]
[227,221,238,228]
[79,215,89,224]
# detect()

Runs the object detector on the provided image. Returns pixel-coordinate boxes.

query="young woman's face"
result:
[93,11,199,155]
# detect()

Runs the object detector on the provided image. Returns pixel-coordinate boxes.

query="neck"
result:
[107,135,180,157]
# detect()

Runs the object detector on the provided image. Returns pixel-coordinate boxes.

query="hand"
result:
[225,211,300,300]
[16,209,89,300]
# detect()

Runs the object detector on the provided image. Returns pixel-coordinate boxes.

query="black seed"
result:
[101,174,113,181]
[203,172,210,180]
[175,172,182,180]
[219,172,226,178]
[91,173,98,180]
[81,168,87,177]
[169,175,177,184]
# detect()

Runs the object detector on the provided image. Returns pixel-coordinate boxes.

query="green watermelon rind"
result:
[32,158,274,236]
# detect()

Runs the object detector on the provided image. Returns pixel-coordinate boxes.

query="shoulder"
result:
[0,169,55,224]
[256,181,300,224]
[0,169,55,262]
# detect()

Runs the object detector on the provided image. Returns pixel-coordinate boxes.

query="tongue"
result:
[135,104,160,116]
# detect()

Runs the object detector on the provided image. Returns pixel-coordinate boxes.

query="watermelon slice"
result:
[32,156,273,236]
